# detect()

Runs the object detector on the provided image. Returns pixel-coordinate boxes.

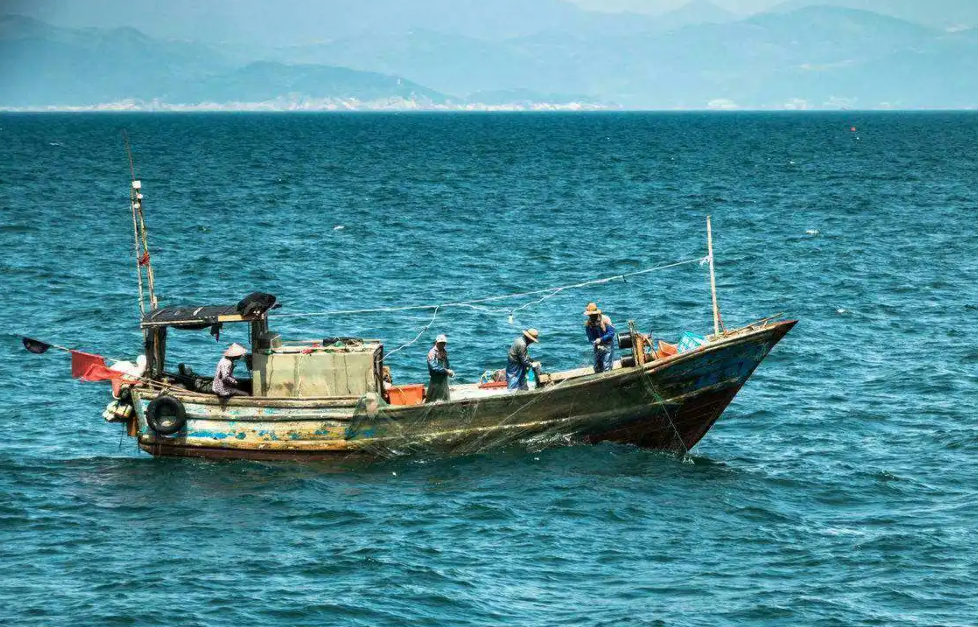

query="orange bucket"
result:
[388,384,425,406]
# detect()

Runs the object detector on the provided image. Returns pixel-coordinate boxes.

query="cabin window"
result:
[155,323,255,394]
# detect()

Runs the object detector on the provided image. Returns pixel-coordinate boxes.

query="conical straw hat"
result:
[224,343,247,358]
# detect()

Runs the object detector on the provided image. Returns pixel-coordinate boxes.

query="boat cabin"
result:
[140,294,385,398]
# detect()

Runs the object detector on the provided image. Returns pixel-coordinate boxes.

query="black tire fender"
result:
[146,395,187,435]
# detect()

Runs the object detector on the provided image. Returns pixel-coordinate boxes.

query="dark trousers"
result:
[593,344,615,373]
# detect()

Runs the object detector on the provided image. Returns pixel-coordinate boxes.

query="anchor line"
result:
[644,375,691,459]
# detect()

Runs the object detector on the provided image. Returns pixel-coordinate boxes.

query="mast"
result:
[128,174,146,316]
[125,133,159,313]
[707,215,722,338]
[136,188,159,311]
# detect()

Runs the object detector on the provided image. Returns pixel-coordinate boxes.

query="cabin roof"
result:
[140,305,260,329]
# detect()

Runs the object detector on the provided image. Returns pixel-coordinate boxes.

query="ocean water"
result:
[0,112,976,625]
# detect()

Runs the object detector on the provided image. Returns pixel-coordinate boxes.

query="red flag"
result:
[138,252,150,266]
[71,351,122,382]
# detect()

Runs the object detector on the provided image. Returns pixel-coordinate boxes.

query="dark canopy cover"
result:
[141,293,278,329]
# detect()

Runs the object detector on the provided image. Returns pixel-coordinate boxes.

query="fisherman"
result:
[425,334,454,403]
[506,328,540,391]
[584,302,617,373]
[213,343,248,398]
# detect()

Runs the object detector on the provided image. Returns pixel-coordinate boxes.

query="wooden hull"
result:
[131,320,796,461]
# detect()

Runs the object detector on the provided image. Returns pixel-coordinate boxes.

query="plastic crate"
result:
[388,384,425,405]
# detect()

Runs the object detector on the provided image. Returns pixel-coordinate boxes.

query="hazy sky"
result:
[0,0,838,21]
[567,0,783,15]
[5,0,978,108]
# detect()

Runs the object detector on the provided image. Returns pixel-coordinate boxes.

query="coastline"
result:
[0,97,618,113]
[4,100,977,113]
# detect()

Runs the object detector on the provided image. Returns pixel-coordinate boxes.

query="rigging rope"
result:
[385,306,440,358]
[272,256,708,320]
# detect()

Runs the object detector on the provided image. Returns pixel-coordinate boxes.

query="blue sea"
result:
[1,112,976,625]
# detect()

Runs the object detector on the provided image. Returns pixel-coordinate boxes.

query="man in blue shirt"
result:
[584,302,616,373]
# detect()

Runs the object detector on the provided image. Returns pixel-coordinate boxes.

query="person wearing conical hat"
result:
[584,302,617,373]
[506,328,540,391]
[212,343,248,398]
[425,334,454,403]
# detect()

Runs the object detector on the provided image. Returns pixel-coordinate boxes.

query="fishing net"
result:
[347,342,696,460]
[280,252,730,460]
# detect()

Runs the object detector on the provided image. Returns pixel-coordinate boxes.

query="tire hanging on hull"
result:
[146,395,187,435]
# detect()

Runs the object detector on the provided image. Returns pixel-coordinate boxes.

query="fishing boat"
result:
[33,171,797,461]
[122,309,795,460]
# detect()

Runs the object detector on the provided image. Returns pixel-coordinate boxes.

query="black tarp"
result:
[141,293,278,329]
[141,305,244,329]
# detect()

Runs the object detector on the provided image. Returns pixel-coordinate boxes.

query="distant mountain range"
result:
[0,14,606,110]
[14,0,978,40]
[3,1,978,110]
[767,0,978,30]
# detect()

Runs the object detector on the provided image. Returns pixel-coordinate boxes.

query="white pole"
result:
[707,215,720,338]
[130,182,146,316]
